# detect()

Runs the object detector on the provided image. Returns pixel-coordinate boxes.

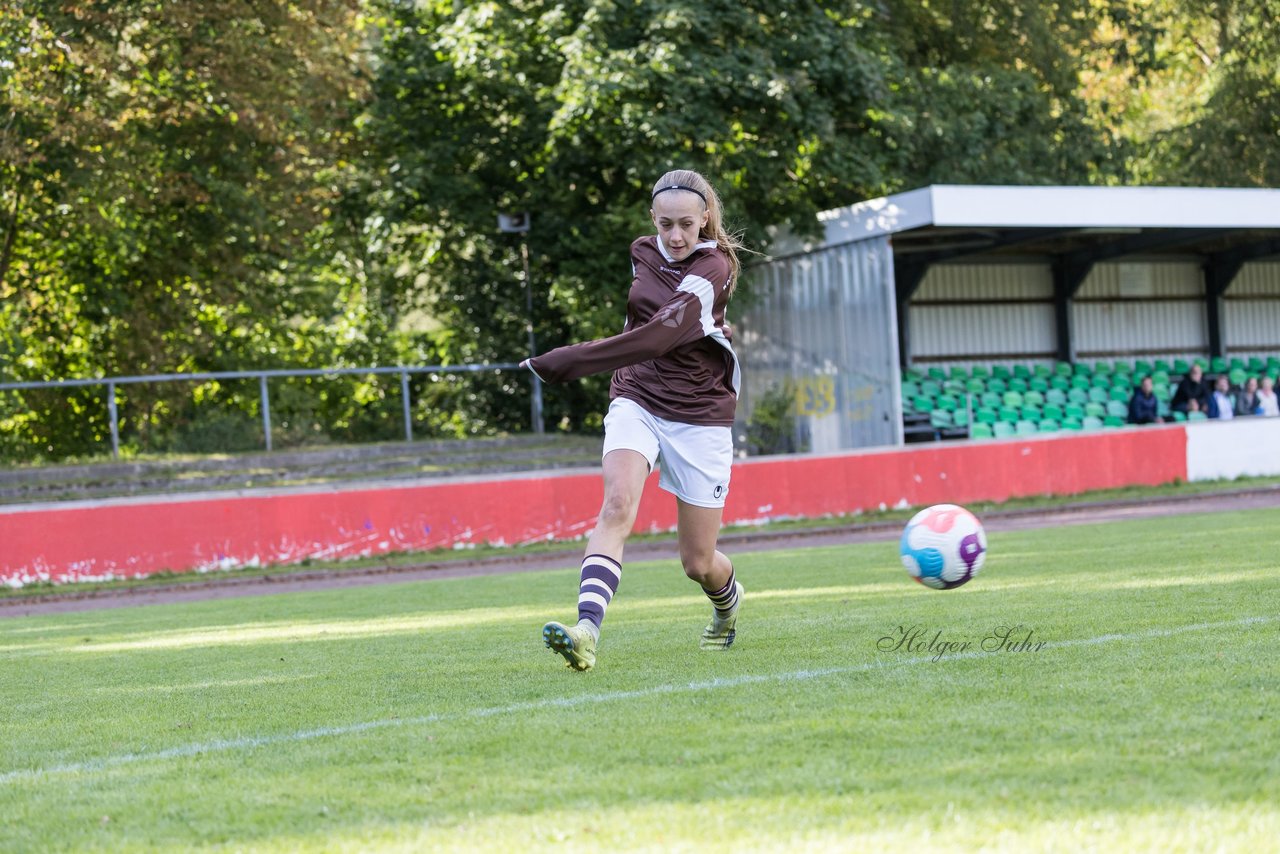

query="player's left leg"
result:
[677,499,742,650]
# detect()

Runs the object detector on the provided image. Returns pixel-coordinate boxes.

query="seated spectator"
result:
[1258,375,1280,416]
[1235,376,1260,416]
[1128,375,1164,424]
[1207,375,1235,420]
[1170,363,1209,415]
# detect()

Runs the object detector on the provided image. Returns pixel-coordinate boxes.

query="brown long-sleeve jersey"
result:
[527,235,740,426]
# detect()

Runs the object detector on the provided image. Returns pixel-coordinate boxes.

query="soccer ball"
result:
[899,504,987,590]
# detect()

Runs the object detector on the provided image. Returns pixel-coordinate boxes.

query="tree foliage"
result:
[1,0,371,455]
[2,0,1277,459]
[356,0,1115,433]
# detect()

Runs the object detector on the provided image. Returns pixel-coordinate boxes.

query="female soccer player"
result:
[521,168,745,671]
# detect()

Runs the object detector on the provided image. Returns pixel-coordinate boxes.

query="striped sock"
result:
[577,554,622,640]
[704,566,739,620]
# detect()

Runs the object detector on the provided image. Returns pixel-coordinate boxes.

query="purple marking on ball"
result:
[959,532,984,571]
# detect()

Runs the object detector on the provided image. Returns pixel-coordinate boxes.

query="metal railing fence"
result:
[0,363,543,458]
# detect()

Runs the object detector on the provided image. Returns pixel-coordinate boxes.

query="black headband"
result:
[651,184,707,205]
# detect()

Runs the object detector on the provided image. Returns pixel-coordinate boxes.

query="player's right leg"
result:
[543,439,651,671]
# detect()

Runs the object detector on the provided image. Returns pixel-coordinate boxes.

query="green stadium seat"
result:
[1152,370,1170,384]
[1063,417,1084,430]
[943,380,966,397]
[1088,386,1110,403]
[980,391,1002,408]
[1050,375,1070,391]
[971,365,990,379]
[992,365,1012,380]
[1045,388,1067,406]
[1055,361,1073,377]
[970,422,994,439]
[928,367,947,380]
[1071,374,1091,390]
[953,408,970,427]
[1157,400,1171,418]
[1111,373,1133,390]
[976,407,998,425]
[1109,387,1129,402]
[1085,402,1106,419]
[949,365,970,380]
[1021,404,1042,421]
[1228,368,1246,386]
[1211,357,1227,373]
[999,405,1020,422]
[1172,410,1187,422]
[1064,403,1085,421]
[1103,414,1126,427]
[1034,364,1053,378]
[1134,360,1153,375]
[937,394,959,412]
[1016,420,1038,436]
[904,368,926,382]
[1067,387,1089,404]
[1248,357,1265,373]
[967,378,986,394]
[1011,364,1030,379]
[1194,357,1208,370]
[1009,377,1029,392]
[1023,390,1045,407]
[1082,415,1104,430]
[914,395,936,413]
[1002,390,1024,408]
[994,421,1016,438]
[1093,361,1113,375]
[986,377,1008,393]
[1043,403,1064,421]
[1155,359,1173,373]
[1029,376,1049,393]
[1153,383,1170,400]
[921,380,942,397]
[901,381,920,400]
[1188,411,1208,421]
[1230,357,1245,371]
[1038,419,1061,433]
[1173,359,1190,375]
[1107,400,1129,419]
[1090,373,1111,388]
[931,410,954,428]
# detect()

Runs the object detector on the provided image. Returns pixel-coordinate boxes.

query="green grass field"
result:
[2,508,1278,851]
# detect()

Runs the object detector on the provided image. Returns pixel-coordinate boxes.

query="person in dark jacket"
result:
[1235,376,1259,416]
[1170,363,1209,415]
[1128,375,1164,424]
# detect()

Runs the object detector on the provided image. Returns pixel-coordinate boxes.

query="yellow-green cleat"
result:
[543,621,597,671]
[700,582,744,650]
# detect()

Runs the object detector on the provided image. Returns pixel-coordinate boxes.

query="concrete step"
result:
[0,434,602,505]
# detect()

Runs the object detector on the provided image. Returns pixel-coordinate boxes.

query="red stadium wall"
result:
[0,426,1189,587]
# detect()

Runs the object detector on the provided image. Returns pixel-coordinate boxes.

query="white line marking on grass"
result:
[2,614,1274,786]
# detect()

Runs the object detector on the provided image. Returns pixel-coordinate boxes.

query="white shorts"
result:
[602,397,732,509]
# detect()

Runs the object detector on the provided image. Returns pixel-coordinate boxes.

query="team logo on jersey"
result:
[660,303,687,327]
[660,265,682,275]
[713,484,725,499]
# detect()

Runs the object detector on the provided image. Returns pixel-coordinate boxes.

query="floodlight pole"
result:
[521,239,544,434]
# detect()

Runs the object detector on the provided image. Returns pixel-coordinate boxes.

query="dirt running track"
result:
[4,488,1278,618]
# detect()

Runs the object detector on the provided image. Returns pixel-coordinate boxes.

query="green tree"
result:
[357,0,1114,433]
[1,1,371,457]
